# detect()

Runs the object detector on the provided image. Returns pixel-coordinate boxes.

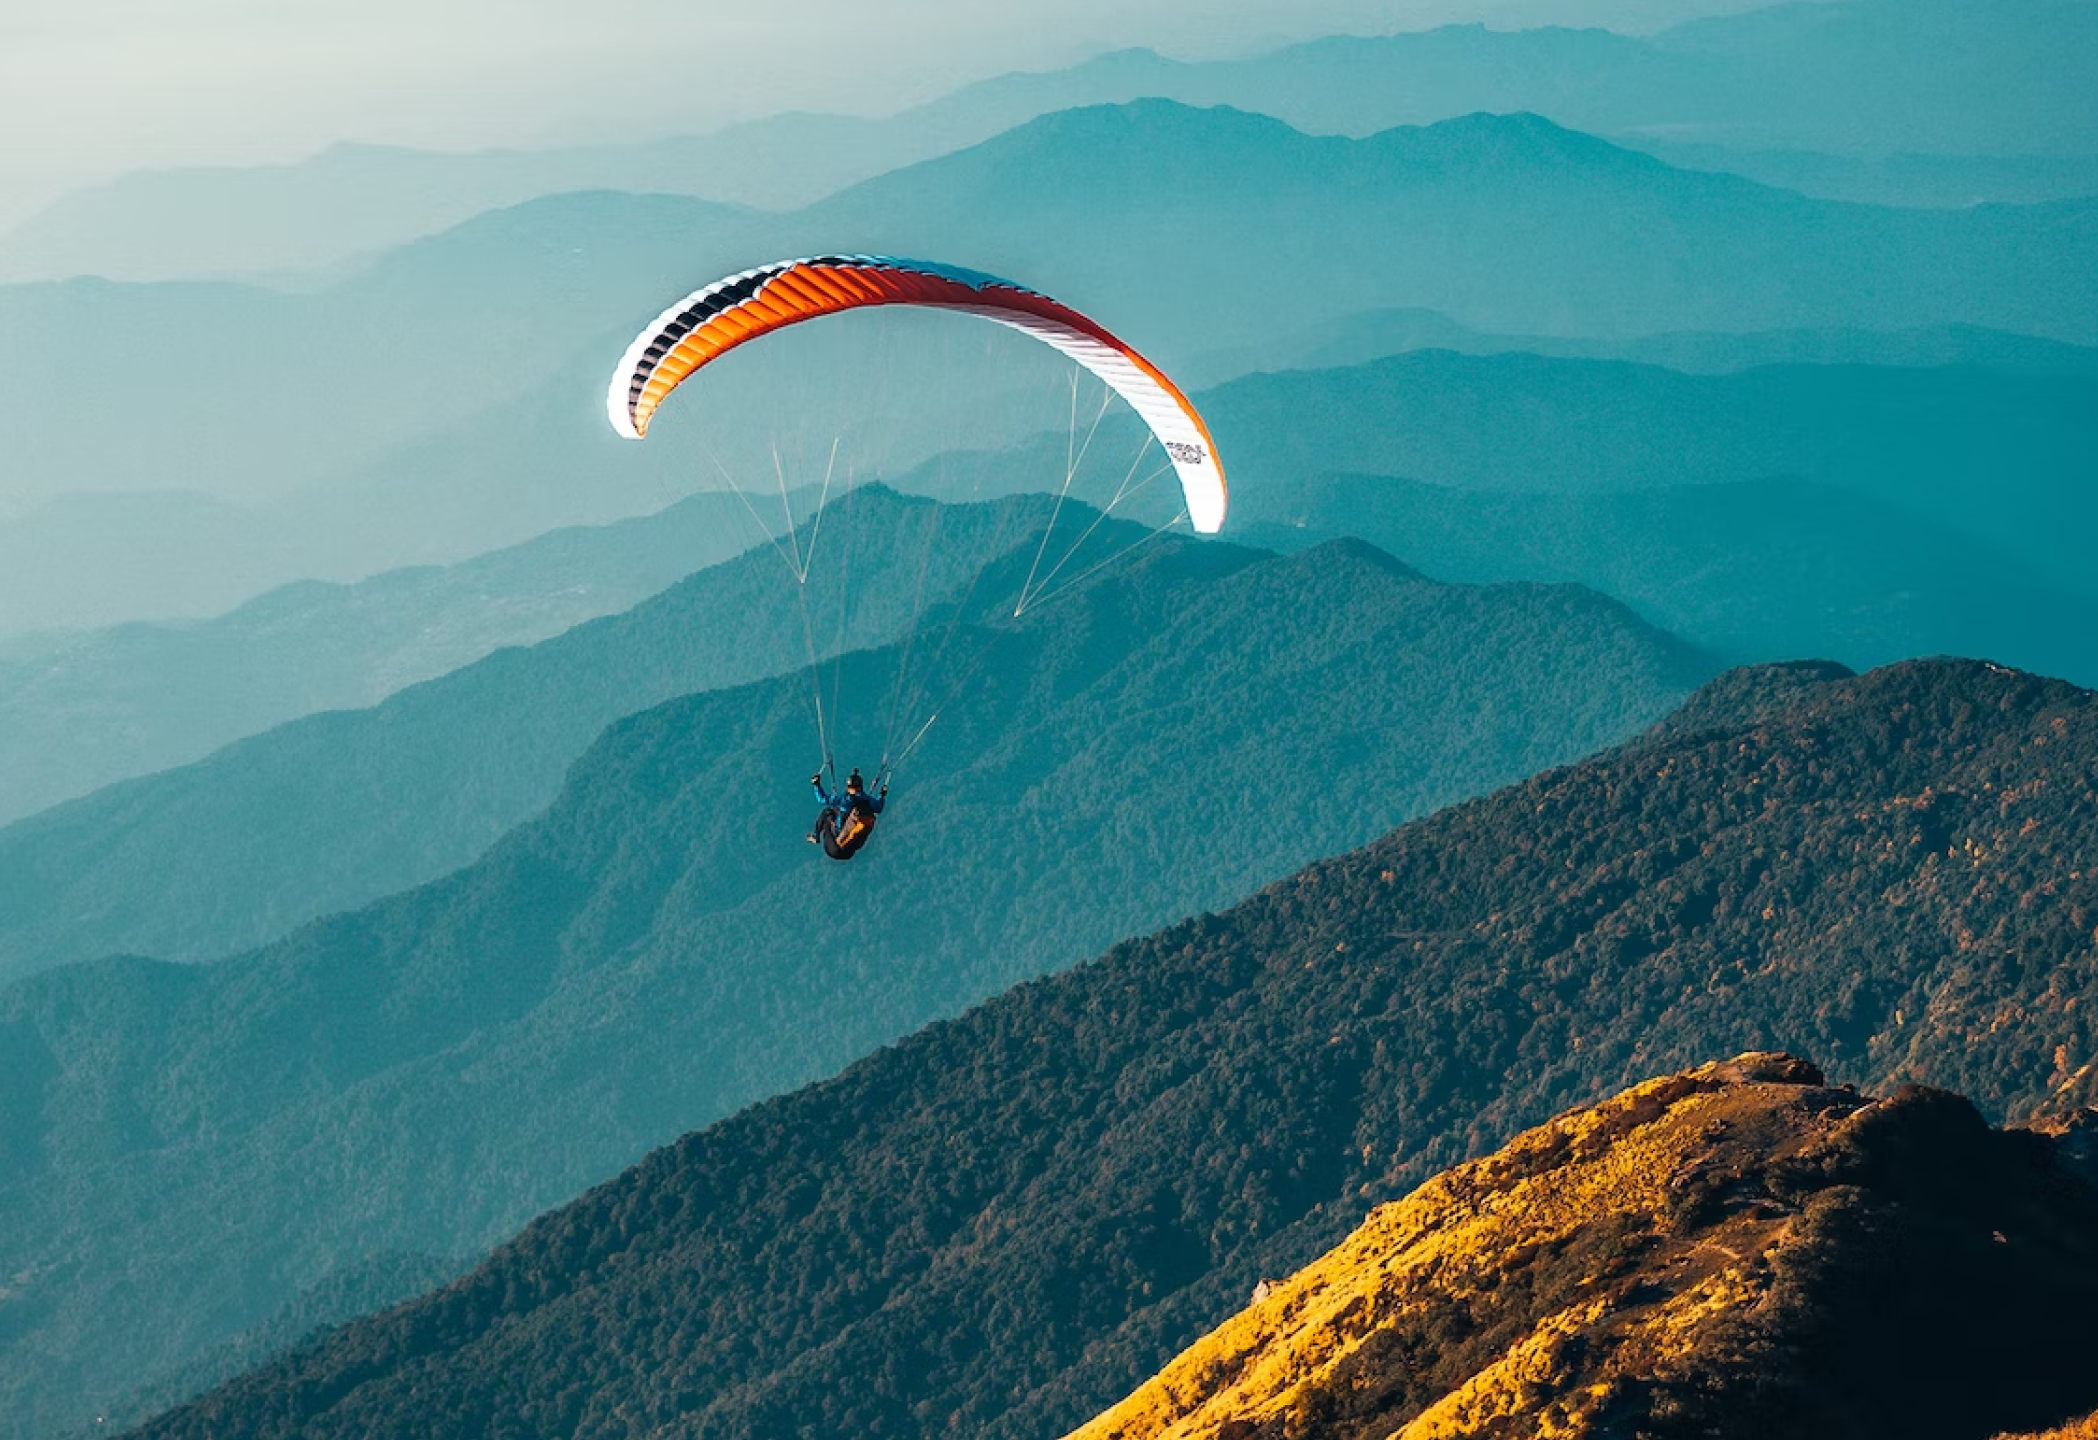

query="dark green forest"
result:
[131,658,2097,1439]
[0,517,1705,1439]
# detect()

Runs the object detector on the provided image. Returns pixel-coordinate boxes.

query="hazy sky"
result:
[0,0,1803,228]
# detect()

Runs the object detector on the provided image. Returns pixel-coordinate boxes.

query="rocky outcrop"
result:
[1068,1055,2098,1440]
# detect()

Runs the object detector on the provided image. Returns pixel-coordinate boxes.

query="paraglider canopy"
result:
[606,255,1226,533]
[606,255,1228,833]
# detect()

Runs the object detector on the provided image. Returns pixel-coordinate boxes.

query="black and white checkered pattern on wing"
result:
[627,263,793,404]
[623,256,1052,413]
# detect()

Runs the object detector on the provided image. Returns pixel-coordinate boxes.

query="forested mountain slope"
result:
[0,488,1022,981]
[0,491,768,826]
[125,658,2098,1440]
[1068,1055,2098,1440]
[0,527,1705,1440]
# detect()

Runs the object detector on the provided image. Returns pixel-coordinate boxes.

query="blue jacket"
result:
[814,777,885,817]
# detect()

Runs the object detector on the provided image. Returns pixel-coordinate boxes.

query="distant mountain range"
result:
[1184,311,2098,388]
[3,335,2086,839]
[1069,1054,2098,1440]
[0,311,1074,635]
[109,657,2098,1439]
[1231,474,2098,689]
[0,492,769,827]
[5,0,2093,283]
[0,190,749,517]
[6,102,2093,634]
[1620,138,2098,209]
[898,348,2098,680]
[29,100,2090,512]
[1194,351,2098,605]
[0,330,2084,864]
[0,502,1707,1440]
[797,103,2098,349]
[12,317,2093,645]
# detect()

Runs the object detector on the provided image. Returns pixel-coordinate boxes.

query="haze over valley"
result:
[1,3,2094,1437]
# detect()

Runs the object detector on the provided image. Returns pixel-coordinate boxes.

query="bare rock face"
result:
[1066,1054,2098,1440]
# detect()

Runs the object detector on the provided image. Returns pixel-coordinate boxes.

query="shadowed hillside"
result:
[0,518,1705,1439]
[121,658,2097,1440]
[1068,1054,2098,1440]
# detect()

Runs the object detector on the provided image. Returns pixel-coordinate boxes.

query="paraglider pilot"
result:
[808,767,886,860]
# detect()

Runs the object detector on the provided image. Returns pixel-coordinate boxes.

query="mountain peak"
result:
[1067,1053,2098,1440]
[1645,658,1857,738]
[1291,534,1429,583]
[1364,108,1668,177]
[1647,655,2096,746]
[1001,97,1307,148]
[985,99,1643,170]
